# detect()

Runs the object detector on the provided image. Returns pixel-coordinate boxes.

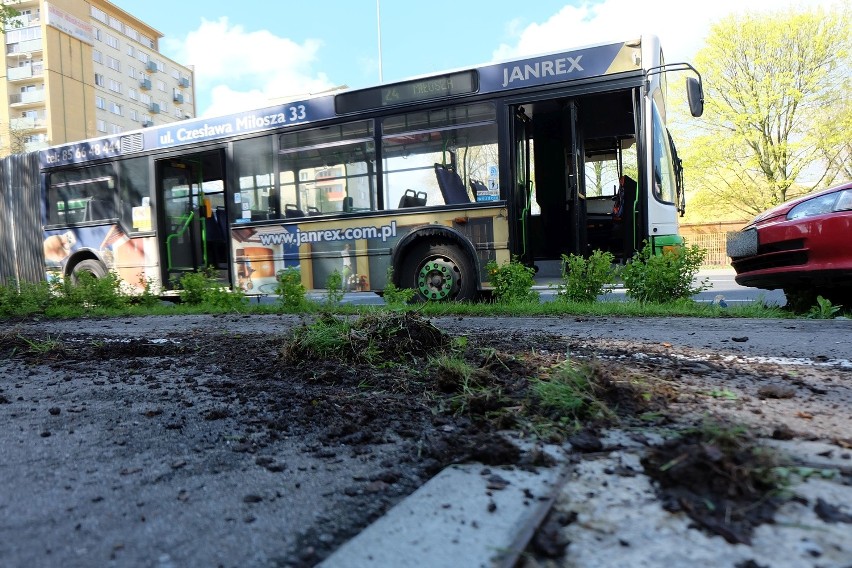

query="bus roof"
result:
[40,36,649,170]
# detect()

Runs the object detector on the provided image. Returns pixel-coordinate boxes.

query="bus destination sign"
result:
[336,71,477,114]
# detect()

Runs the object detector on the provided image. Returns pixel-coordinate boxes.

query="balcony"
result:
[149,102,160,114]
[6,39,43,56]
[139,78,151,90]
[6,13,40,29]
[7,62,44,81]
[145,60,158,72]
[24,140,48,152]
[11,115,46,130]
[141,120,154,127]
[179,76,190,88]
[9,90,45,105]
[173,92,184,104]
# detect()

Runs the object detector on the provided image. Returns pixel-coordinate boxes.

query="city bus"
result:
[33,35,703,301]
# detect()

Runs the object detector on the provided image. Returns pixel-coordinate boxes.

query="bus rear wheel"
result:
[70,259,108,285]
[400,241,476,302]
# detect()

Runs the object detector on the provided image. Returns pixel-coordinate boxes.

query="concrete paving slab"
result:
[319,463,568,568]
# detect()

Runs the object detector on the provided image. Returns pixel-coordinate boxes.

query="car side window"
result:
[835,190,852,212]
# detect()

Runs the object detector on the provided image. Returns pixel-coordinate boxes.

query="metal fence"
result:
[684,232,731,266]
[0,152,44,287]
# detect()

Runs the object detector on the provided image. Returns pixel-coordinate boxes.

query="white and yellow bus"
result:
[36,35,703,300]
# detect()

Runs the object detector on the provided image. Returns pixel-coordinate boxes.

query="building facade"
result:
[1,0,195,154]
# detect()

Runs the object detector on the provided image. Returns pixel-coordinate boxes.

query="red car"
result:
[727,181,852,310]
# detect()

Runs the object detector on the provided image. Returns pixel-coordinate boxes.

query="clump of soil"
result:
[642,426,785,544]
[281,312,450,364]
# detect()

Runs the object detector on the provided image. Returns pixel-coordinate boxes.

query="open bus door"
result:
[155,150,229,289]
[515,98,587,265]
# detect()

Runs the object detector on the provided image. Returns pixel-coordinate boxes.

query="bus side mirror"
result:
[686,77,704,117]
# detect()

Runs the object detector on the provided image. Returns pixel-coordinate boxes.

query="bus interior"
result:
[517,87,640,266]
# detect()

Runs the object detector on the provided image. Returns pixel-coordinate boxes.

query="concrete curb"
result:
[319,463,568,568]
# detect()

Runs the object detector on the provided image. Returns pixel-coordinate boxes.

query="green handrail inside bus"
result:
[165,210,196,270]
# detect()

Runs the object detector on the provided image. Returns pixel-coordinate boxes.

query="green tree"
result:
[684,6,851,219]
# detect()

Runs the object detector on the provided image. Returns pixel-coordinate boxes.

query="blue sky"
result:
[109,0,842,117]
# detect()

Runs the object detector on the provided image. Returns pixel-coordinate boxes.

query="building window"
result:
[110,124,122,134]
[108,79,121,93]
[108,16,122,32]
[171,68,180,80]
[94,73,105,87]
[128,66,136,79]
[96,119,107,132]
[106,34,119,49]
[157,80,165,92]
[91,7,107,23]
[93,50,102,64]
[109,101,121,115]
[106,56,120,71]
[128,88,137,100]
[126,45,134,57]
[140,35,154,49]
[125,26,139,41]
[138,52,149,64]
[95,96,105,109]
[139,93,151,105]
[129,109,138,121]
[93,27,102,41]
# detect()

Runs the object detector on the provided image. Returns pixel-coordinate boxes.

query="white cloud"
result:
[492,0,845,64]
[161,17,335,117]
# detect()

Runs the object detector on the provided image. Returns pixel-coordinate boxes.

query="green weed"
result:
[275,267,308,310]
[383,267,416,307]
[807,296,842,319]
[325,270,345,305]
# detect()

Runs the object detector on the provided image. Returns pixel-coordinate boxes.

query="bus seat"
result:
[435,164,470,204]
[284,204,305,218]
[398,189,427,208]
[343,196,353,212]
[307,206,322,216]
[84,199,114,222]
[470,179,490,201]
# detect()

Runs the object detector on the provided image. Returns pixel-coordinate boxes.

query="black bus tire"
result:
[71,259,108,284]
[400,241,476,302]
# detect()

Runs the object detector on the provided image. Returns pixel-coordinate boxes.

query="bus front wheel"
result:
[400,241,476,302]
[71,259,108,284]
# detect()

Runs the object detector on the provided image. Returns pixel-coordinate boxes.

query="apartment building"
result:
[1,0,195,154]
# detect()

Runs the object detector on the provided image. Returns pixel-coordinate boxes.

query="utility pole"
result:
[376,0,383,82]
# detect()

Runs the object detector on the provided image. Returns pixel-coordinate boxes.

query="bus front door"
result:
[157,160,204,288]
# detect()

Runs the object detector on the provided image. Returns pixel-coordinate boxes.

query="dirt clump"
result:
[641,426,784,544]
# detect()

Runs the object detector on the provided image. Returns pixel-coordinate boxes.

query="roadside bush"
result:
[621,241,709,303]
[485,257,538,304]
[556,250,617,303]
[276,267,307,309]
[0,280,53,317]
[55,271,130,310]
[175,268,246,309]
